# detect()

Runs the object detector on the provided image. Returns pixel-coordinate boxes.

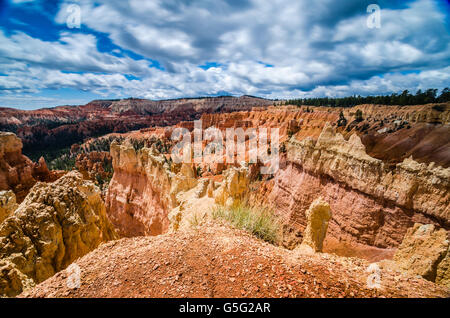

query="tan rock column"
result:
[297,198,331,253]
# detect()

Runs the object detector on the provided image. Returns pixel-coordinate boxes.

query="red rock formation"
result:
[0,96,273,157]
[100,104,449,259]
[106,140,174,237]
[0,132,62,202]
[200,103,450,167]
[75,151,112,182]
[264,123,449,253]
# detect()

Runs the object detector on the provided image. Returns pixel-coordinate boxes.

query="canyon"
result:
[0,96,273,160]
[0,100,449,297]
[0,132,63,203]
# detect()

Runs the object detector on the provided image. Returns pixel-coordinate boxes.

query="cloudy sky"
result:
[0,0,449,109]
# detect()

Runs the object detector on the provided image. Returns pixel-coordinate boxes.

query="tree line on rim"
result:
[285,88,450,108]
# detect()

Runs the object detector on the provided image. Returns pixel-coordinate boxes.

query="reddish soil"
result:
[20,223,449,298]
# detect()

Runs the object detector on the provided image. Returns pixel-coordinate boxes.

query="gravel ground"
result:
[20,222,450,298]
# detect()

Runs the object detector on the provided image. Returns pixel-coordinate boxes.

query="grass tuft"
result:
[211,203,281,245]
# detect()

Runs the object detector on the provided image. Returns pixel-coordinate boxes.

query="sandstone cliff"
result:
[104,108,449,256]
[0,132,61,202]
[106,140,201,237]
[106,137,257,237]
[200,103,450,167]
[288,123,449,222]
[266,123,449,251]
[0,171,117,297]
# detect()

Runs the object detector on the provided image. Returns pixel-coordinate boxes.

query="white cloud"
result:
[0,0,449,105]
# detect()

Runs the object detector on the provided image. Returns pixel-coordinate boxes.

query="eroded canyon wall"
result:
[104,104,449,256]
[106,140,199,237]
[266,123,449,251]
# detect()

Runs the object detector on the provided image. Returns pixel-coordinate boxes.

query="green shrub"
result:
[355,109,363,122]
[211,203,281,245]
[48,154,76,171]
[432,104,445,112]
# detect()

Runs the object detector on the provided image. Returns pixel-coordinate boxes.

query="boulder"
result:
[436,250,449,287]
[394,223,449,284]
[214,167,249,208]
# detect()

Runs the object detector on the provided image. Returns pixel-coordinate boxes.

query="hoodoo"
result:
[0,171,117,297]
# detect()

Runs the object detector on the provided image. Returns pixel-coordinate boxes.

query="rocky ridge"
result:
[392,223,449,287]
[0,171,117,297]
[0,96,273,157]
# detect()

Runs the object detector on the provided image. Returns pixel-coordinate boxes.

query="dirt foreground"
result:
[20,223,449,298]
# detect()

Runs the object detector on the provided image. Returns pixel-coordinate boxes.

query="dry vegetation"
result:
[211,203,281,245]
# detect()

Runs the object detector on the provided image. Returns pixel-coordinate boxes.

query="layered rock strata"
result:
[267,123,449,249]
[106,140,199,237]
[0,171,117,297]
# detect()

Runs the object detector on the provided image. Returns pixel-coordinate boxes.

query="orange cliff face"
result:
[200,103,450,167]
[261,123,449,259]
[105,140,175,237]
[103,104,449,259]
[0,132,63,202]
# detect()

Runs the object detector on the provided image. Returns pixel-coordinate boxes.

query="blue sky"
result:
[0,0,449,109]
